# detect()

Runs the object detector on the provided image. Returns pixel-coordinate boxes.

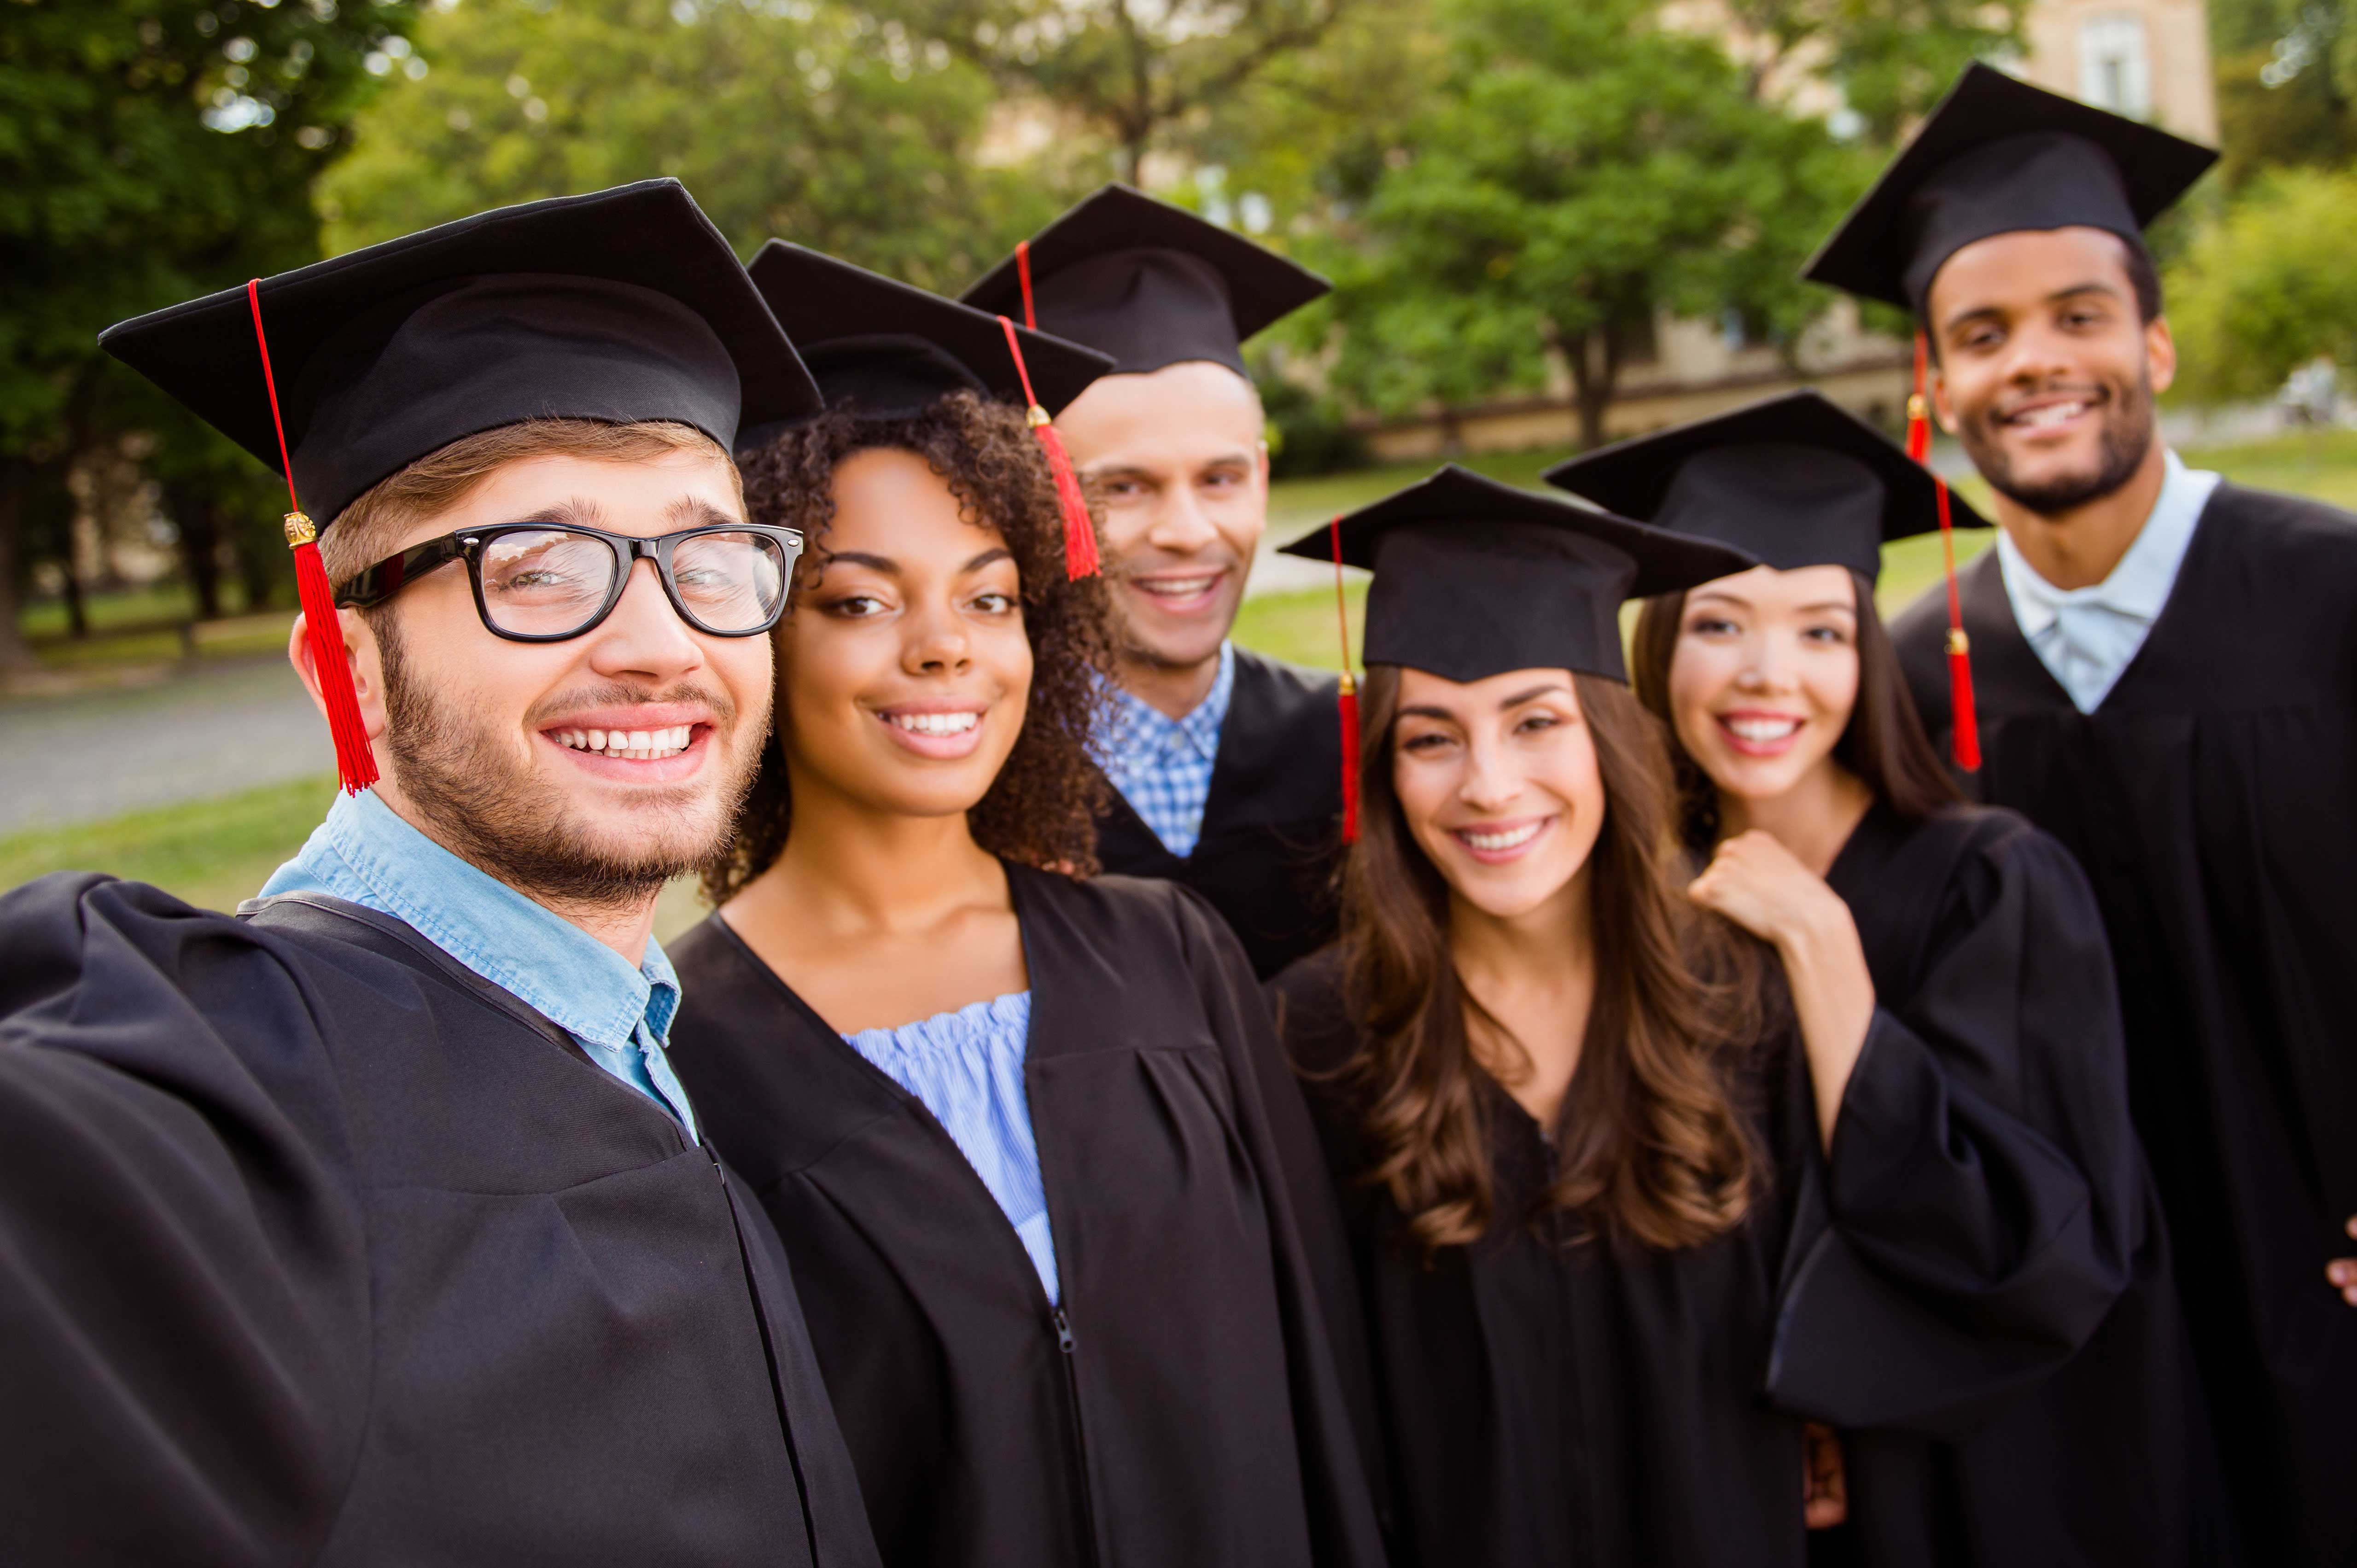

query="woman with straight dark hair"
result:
[1267,466,1835,1568]
[663,248,1386,1568]
[1555,391,2235,1567]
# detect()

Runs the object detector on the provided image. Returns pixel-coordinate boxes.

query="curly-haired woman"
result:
[663,248,1387,1568]
[1266,466,1830,1568]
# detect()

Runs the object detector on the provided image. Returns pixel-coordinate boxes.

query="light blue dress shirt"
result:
[1995,449,2221,714]
[844,991,1061,1303]
[1096,639,1235,857]
[258,789,700,1140]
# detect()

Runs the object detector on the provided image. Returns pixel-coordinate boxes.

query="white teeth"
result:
[1462,822,1543,851]
[1727,717,1801,742]
[1137,576,1216,597]
[888,711,980,736]
[2013,401,2087,428]
[555,723,693,759]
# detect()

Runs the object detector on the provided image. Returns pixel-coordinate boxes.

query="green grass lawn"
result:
[0,774,340,915]
[11,426,2353,918]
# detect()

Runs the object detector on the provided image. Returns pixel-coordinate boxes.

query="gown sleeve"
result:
[1766,827,2146,1443]
[1167,894,1392,1568]
[0,873,373,1564]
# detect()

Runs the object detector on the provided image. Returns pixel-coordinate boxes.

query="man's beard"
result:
[1959,365,2157,517]
[377,619,761,915]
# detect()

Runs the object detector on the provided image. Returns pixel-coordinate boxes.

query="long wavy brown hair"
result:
[1338,665,1774,1253]
[1628,572,1960,851]
[703,392,1114,900]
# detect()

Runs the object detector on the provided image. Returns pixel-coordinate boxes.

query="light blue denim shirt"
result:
[1095,639,1235,857]
[1996,449,2221,714]
[259,789,699,1140]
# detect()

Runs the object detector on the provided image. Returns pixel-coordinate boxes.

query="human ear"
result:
[2145,314,2176,397]
[288,606,390,747]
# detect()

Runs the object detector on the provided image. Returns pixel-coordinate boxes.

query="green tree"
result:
[0,0,403,666]
[870,0,1356,185]
[2211,0,2357,188]
[324,0,1050,292]
[2165,164,2357,402]
[1318,0,1860,450]
[1716,0,2027,145]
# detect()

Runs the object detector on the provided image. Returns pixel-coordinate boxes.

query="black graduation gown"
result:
[1893,483,2357,1565]
[1270,950,1816,1568]
[0,873,879,1568]
[665,866,1389,1568]
[1769,803,2235,1566]
[1094,647,1344,979]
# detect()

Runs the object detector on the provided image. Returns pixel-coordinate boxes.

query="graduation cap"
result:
[97,178,820,796]
[742,241,1114,434]
[1803,61,2217,315]
[1542,390,1989,579]
[741,242,1114,577]
[961,183,1330,377]
[1277,465,1753,838]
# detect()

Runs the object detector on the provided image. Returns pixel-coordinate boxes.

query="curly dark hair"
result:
[703,391,1115,902]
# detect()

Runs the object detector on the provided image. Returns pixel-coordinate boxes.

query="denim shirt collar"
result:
[259,789,678,1054]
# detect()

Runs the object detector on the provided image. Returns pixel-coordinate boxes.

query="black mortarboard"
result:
[960,184,1330,377]
[99,179,820,529]
[738,242,1113,451]
[1278,465,1753,685]
[1803,62,2217,313]
[1541,390,1989,581]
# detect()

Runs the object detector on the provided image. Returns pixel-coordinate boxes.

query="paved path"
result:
[0,656,334,834]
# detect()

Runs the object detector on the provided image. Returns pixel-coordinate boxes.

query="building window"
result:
[2078,14,2152,119]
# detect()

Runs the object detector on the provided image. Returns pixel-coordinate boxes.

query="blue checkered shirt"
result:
[1097,641,1235,858]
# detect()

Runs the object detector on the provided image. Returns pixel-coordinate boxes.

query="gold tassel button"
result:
[1906,393,1928,423]
[283,511,318,548]
[1027,405,1051,428]
[1946,628,1971,656]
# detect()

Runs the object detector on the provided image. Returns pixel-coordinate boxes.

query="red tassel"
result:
[996,315,1100,579]
[1935,477,1981,772]
[1336,681,1360,844]
[1907,331,1932,463]
[1329,514,1360,842]
[1015,239,1038,331]
[1033,414,1100,578]
[249,280,378,794]
[1910,331,1979,771]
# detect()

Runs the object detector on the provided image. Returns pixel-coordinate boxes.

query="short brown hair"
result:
[1629,572,1960,850]
[1336,664,1772,1253]
[704,393,1115,899]
[323,419,741,588]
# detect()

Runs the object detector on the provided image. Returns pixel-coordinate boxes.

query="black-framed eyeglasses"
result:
[335,521,805,641]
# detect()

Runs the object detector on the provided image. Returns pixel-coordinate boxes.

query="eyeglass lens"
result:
[478,529,788,637]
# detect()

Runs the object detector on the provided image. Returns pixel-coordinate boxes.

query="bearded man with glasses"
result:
[0,183,880,1568]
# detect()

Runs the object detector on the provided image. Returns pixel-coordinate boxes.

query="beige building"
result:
[1356,0,2220,463]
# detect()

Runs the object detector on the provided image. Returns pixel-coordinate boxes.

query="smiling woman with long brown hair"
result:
[658,248,1386,1568]
[1267,466,1831,1568]
[1559,391,2234,1568]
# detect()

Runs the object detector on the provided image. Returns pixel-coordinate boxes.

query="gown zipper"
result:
[1052,1303,1102,1568]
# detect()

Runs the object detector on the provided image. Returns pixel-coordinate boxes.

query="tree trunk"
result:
[1565,326,1620,450]
[167,479,225,620]
[57,549,88,639]
[0,458,40,672]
